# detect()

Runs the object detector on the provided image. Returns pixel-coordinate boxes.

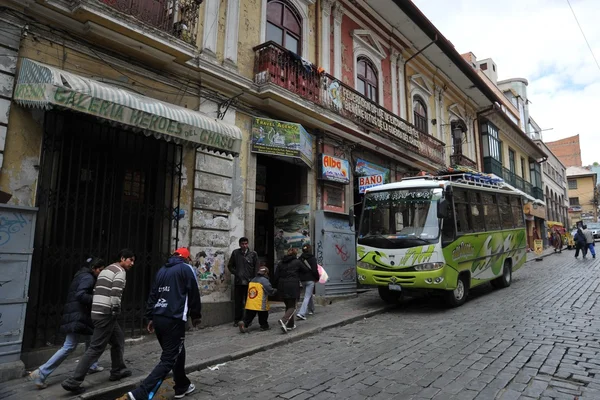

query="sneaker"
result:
[279,319,288,334]
[109,369,132,381]
[88,365,104,374]
[29,369,47,389]
[287,325,297,330]
[308,311,314,315]
[260,325,270,331]
[174,383,196,398]
[296,314,307,320]
[238,321,248,334]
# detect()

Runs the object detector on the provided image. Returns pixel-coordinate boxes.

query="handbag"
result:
[317,264,328,284]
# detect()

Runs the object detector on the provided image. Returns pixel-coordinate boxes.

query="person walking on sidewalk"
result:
[273,248,302,333]
[297,244,319,321]
[583,225,596,259]
[62,249,135,394]
[30,257,106,389]
[574,227,587,259]
[239,266,277,333]
[227,237,258,326]
[126,248,201,400]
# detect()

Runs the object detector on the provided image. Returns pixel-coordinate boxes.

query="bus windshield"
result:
[358,188,442,249]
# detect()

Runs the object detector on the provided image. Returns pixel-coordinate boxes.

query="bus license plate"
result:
[388,283,402,292]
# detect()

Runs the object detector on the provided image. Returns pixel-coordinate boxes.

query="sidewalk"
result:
[526,245,565,263]
[0,291,391,400]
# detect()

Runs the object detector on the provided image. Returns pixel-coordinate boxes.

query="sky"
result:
[412,0,600,166]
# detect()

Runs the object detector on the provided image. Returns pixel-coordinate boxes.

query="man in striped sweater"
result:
[62,249,136,394]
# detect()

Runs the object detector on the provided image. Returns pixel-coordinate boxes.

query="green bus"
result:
[355,173,527,307]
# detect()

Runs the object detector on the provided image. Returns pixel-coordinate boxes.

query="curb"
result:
[80,304,393,400]
[526,247,564,264]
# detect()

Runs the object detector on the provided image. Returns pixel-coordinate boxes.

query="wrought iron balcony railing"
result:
[253,41,446,167]
[99,0,201,45]
[450,153,477,169]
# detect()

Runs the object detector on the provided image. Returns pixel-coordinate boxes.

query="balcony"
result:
[450,153,477,170]
[532,186,544,201]
[483,157,503,177]
[98,0,201,45]
[253,42,446,167]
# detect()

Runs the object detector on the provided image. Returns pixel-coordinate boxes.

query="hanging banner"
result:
[359,174,385,194]
[355,158,389,193]
[251,117,313,167]
[320,154,350,184]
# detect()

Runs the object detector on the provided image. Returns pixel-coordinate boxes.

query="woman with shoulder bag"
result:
[297,244,319,320]
[273,248,303,333]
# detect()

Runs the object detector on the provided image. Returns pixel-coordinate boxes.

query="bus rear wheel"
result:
[491,261,512,289]
[445,274,469,307]
[378,286,402,304]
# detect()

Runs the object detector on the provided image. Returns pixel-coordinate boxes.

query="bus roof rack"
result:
[403,171,506,190]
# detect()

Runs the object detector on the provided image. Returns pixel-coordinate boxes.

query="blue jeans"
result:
[38,333,99,381]
[588,243,596,257]
[298,280,315,317]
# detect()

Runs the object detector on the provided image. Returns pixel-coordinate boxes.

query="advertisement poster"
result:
[320,154,350,184]
[534,239,543,255]
[273,204,311,263]
[355,159,389,193]
[251,117,313,167]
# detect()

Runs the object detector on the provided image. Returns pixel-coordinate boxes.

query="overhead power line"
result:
[566,0,600,73]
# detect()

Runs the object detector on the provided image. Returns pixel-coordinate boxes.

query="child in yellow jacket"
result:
[238,267,277,333]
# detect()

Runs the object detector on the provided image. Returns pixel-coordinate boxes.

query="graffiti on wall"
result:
[193,250,227,294]
[0,213,28,246]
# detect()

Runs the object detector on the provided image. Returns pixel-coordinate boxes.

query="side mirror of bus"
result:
[437,199,449,219]
[348,207,354,227]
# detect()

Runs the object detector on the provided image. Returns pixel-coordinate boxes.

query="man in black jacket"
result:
[126,248,201,400]
[30,257,105,389]
[227,237,258,326]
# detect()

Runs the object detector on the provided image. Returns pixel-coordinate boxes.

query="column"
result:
[202,0,220,57]
[390,50,399,115]
[435,86,443,142]
[224,0,240,67]
[333,3,344,79]
[397,54,406,119]
[321,0,335,73]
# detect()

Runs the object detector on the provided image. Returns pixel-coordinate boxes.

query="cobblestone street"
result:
[184,251,600,400]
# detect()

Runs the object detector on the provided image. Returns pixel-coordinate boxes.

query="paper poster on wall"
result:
[273,204,311,263]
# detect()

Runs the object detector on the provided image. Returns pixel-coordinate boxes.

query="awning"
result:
[13,58,242,155]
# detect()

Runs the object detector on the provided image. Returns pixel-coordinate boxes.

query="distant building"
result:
[567,166,598,224]
[546,135,583,168]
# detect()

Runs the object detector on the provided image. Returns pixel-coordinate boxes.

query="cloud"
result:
[412,0,600,165]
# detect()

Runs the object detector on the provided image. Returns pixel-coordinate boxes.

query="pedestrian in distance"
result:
[126,248,201,400]
[297,244,319,320]
[273,248,303,333]
[582,225,596,259]
[239,266,277,333]
[62,249,136,394]
[29,257,106,389]
[227,237,258,327]
[574,227,587,259]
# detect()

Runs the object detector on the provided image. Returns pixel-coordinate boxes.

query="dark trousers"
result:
[282,298,297,327]
[243,309,269,328]
[130,315,190,399]
[234,284,248,322]
[576,244,585,258]
[63,316,125,386]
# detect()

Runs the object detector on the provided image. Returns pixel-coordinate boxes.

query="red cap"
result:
[174,247,190,259]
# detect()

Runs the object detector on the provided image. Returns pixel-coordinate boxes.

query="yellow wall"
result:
[569,176,596,215]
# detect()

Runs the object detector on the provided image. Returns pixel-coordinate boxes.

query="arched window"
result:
[356,57,378,102]
[267,0,302,55]
[413,97,428,133]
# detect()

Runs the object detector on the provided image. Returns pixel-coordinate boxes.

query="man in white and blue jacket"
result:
[127,248,201,400]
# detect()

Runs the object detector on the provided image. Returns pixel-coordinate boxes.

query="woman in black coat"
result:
[274,248,303,333]
[29,257,105,389]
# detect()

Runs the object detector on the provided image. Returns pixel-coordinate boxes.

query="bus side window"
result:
[469,192,486,232]
[441,201,455,244]
[499,195,513,229]
[454,189,471,234]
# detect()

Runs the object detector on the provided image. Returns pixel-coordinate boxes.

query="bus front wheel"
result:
[445,274,469,307]
[378,286,402,304]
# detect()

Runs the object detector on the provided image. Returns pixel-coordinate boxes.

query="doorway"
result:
[254,155,306,273]
[24,111,182,349]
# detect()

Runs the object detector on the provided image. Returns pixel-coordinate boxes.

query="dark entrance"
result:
[24,110,182,350]
[254,155,305,273]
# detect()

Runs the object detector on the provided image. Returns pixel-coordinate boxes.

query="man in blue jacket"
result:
[127,248,201,400]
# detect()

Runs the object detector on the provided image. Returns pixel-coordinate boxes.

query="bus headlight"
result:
[414,262,444,271]
[357,261,377,270]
